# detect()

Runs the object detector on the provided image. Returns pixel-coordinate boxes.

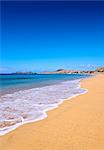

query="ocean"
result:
[0,74,90,135]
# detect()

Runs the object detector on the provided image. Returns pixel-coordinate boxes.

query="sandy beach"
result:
[0,74,104,150]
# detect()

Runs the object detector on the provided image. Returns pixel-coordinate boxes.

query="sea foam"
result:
[0,79,87,136]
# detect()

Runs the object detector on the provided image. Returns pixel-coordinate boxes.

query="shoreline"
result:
[0,74,104,150]
[0,78,88,136]
[0,73,90,96]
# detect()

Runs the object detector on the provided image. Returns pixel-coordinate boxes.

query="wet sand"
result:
[0,74,104,150]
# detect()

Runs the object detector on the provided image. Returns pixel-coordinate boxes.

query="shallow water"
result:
[0,74,90,135]
[0,74,89,95]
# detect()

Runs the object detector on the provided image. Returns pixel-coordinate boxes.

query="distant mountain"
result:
[96,67,104,72]
[40,69,95,74]
[12,72,37,75]
[1,67,104,75]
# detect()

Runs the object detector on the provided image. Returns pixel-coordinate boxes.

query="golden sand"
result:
[0,74,104,150]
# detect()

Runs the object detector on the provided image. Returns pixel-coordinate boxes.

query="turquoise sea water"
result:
[0,74,90,135]
[0,74,89,94]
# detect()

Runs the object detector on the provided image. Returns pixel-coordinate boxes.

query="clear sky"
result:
[1,1,104,73]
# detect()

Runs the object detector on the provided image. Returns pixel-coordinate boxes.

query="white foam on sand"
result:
[0,79,87,136]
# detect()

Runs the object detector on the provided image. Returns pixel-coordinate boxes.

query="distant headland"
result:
[0,67,104,75]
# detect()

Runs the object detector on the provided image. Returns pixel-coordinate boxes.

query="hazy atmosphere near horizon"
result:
[1,1,104,73]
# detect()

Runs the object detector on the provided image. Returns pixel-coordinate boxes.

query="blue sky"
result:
[1,1,104,73]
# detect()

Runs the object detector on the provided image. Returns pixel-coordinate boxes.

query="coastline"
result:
[0,74,104,150]
[0,77,88,136]
[0,73,90,96]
